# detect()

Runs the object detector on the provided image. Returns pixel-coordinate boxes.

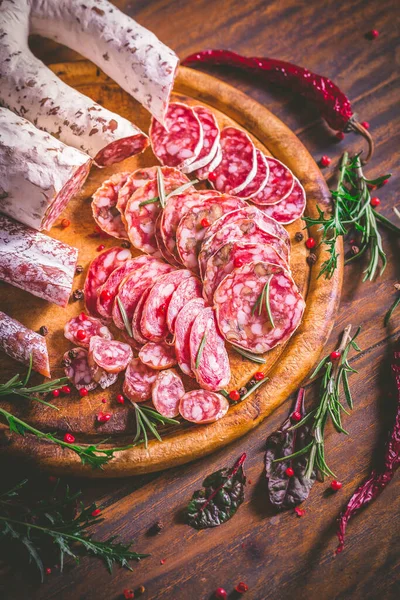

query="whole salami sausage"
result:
[0,108,91,231]
[214,262,305,354]
[123,357,158,402]
[250,157,294,206]
[63,347,97,391]
[64,313,113,349]
[179,390,230,424]
[210,127,257,194]
[235,150,269,199]
[150,103,203,169]
[152,369,185,418]
[0,215,78,308]
[182,106,221,173]
[203,241,289,305]
[84,247,132,319]
[88,336,133,374]
[139,342,177,370]
[140,270,192,341]
[256,178,306,224]
[174,298,205,377]
[0,311,50,378]
[91,172,130,239]
[166,276,203,334]
[189,307,231,391]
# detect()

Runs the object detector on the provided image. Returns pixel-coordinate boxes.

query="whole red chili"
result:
[201,218,211,228]
[305,237,316,249]
[368,29,379,39]
[97,412,111,423]
[101,398,107,403]
[63,433,75,444]
[361,121,370,130]
[214,589,227,600]
[235,581,249,593]
[182,49,374,160]
[294,506,306,517]
[123,590,134,600]
[45,567,52,575]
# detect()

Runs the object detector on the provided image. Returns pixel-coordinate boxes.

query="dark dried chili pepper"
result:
[336,342,400,554]
[182,49,373,161]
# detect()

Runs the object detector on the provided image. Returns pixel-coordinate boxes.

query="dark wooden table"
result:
[1,1,399,598]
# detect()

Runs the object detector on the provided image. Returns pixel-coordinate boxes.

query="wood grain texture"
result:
[1,0,399,598]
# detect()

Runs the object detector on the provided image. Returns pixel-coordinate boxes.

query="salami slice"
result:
[257,178,306,224]
[198,219,290,279]
[152,369,185,418]
[112,260,174,330]
[174,298,206,377]
[131,289,152,345]
[182,106,220,173]
[154,212,182,268]
[139,341,177,370]
[90,363,118,390]
[166,276,203,334]
[175,194,247,274]
[84,247,131,319]
[91,172,130,239]
[123,357,158,402]
[195,144,222,181]
[0,311,50,378]
[160,190,220,263]
[179,390,230,424]
[203,241,289,305]
[124,171,191,254]
[88,336,133,374]
[140,270,192,341]
[211,127,257,194]
[250,157,294,206]
[64,313,112,349]
[235,150,269,199]
[190,307,231,391]
[63,347,97,391]
[150,102,203,169]
[96,255,157,320]
[214,262,305,354]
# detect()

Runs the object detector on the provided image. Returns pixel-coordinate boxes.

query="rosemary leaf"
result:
[265,276,275,328]
[195,333,207,369]
[157,166,166,208]
[138,196,160,207]
[233,347,266,364]
[241,377,269,401]
[116,297,133,338]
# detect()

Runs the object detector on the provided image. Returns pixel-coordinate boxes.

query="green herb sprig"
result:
[233,346,267,364]
[251,276,275,327]
[138,169,198,208]
[130,401,179,449]
[384,283,400,326]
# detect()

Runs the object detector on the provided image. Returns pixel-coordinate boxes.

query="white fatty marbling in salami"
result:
[91,172,130,239]
[123,357,158,402]
[179,390,230,424]
[64,313,112,349]
[166,276,203,334]
[182,106,220,173]
[152,369,185,418]
[63,347,97,391]
[174,298,205,377]
[139,342,177,370]
[88,336,133,373]
[211,127,257,194]
[250,157,294,206]
[257,178,306,224]
[235,150,269,199]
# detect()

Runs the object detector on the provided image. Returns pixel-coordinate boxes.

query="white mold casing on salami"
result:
[0,214,78,307]
[0,0,149,166]
[0,108,91,231]
[30,0,179,126]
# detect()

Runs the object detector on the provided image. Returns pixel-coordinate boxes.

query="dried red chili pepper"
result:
[336,342,400,553]
[182,49,373,161]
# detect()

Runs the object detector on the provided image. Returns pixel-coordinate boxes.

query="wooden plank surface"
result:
[1,0,399,598]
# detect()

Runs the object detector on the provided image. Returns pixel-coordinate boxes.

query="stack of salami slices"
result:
[68,101,307,428]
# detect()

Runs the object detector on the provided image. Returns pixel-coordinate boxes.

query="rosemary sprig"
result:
[156,166,166,208]
[138,177,198,207]
[195,333,207,369]
[273,325,361,479]
[0,479,148,581]
[241,377,269,401]
[233,346,266,364]
[251,276,275,327]
[304,152,397,281]
[116,297,133,338]
[384,283,400,326]
[130,401,179,449]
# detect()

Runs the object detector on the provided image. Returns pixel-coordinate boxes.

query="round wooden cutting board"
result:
[0,62,343,477]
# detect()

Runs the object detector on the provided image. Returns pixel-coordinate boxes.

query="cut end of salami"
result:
[179,390,229,424]
[123,357,158,402]
[92,172,130,239]
[152,369,185,418]
[139,341,177,370]
[63,347,97,391]
[94,134,149,168]
[89,336,133,374]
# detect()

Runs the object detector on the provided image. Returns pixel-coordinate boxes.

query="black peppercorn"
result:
[306,253,317,266]
[38,325,48,336]
[121,240,131,248]
[294,231,304,242]
[75,265,84,274]
[239,387,248,397]
[148,520,163,535]
[61,358,71,368]
[72,289,84,301]
[68,349,78,360]
[351,245,360,256]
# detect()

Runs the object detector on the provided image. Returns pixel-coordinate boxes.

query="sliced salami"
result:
[152,369,185,418]
[96,255,157,320]
[84,247,132,319]
[139,341,177,370]
[112,260,174,330]
[195,144,222,181]
[64,313,113,349]
[190,307,231,391]
[0,311,50,378]
[198,218,289,279]
[175,194,247,274]
[257,178,306,224]
[179,390,230,424]
[123,357,158,402]
[250,157,294,206]
[140,270,192,341]
[63,347,97,391]
[214,262,305,354]
[174,298,206,377]
[91,172,130,239]
[182,106,220,173]
[154,212,183,268]
[210,127,257,194]
[124,171,191,254]
[88,336,133,374]
[166,276,203,334]
[150,102,203,169]
[160,190,220,263]
[90,363,118,390]
[235,150,269,199]
[131,288,153,345]
[203,241,289,305]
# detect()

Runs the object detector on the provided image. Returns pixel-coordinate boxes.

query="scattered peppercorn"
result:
[291,410,302,422]
[38,325,48,336]
[116,394,125,404]
[79,388,88,397]
[335,131,345,141]
[306,253,317,266]
[235,581,249,593]
[135,585,146,596]
[331,480,343,491]
[381,179,389,186]
[330,350,341,360]
[370,197,381,207]
[91,508,101,517]
[148,520,163,535]
[294,507,306,517]
[361,121,370,130]
[294,231,304,242]
[239,387,248,397]
[214,588,228,600]
[61,218,71,228]
[97,412,111,423]
[254,371,265,381]
[320,155,332,167]
[45,567,52,575]
[97,244,105,251]
[61,357,71,368]
[75,264,84,274]
[68,349,78,360]
[63,433,75,444]
[248,378,257,387]
[208,171,217,182]
[160,558,166,565]
[305,237,316,249]
[123,590,134,600]
[229,389,240,402]
[61,386,71,394]
[101,398,107,403]
[72,289,84,301]
[52,389,60,398]
[351,245,360,256]
[285,467,294,477]
[201,217,211,228]
[367,29,379,39]
[76,329,86,341]
[233,256,245,268]
[121,240,131,248]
